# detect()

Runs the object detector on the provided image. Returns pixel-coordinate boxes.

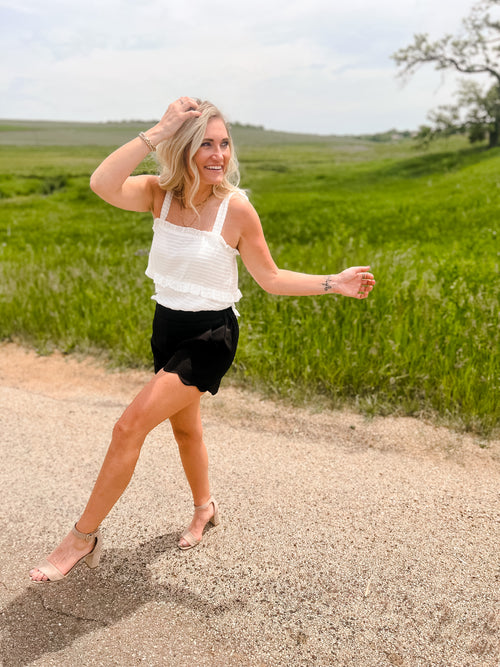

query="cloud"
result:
[0,0,484,133]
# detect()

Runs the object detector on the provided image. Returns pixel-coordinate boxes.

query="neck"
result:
[193,186,214,207]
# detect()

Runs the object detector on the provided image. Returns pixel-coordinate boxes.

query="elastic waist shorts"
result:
[151,304,239,395]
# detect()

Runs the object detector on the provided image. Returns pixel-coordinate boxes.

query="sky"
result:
[0,0,487,135]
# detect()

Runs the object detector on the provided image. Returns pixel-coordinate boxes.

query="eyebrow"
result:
[202,136,230,142]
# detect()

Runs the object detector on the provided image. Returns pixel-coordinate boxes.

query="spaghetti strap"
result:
[212,193,234,236]
[159,191,173,221]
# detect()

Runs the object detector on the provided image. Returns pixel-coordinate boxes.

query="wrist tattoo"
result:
[322,275,334,292]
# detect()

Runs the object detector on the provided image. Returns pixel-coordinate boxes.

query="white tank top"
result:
[145,190,243,312]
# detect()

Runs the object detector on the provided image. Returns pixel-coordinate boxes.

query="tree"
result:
[392,0,500,148]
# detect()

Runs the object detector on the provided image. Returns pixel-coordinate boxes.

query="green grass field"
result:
[1,120,498,437]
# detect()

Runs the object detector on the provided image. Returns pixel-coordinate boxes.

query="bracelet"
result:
[138,132,156,152]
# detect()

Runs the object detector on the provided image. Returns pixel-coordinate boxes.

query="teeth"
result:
[206,166,222,170]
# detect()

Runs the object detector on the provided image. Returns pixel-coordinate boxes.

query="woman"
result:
[29,97,375,582]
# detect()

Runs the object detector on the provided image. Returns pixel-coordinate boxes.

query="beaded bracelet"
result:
[138,132,156,152]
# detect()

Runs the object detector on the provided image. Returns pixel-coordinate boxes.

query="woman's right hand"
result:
[145,97,202,146]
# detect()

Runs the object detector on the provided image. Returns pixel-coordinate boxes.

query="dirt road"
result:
[0,343,498,666]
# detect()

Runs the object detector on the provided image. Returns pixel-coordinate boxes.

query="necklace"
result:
[179,193,214,227]
[194,193,213,211]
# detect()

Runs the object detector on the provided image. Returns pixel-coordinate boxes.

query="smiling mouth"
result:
[205,166,223,170]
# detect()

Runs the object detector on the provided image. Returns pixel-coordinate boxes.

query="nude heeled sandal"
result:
[178,497,220,551]
[30,524,102,583]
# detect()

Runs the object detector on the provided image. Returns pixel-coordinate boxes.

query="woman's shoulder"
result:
[227,189,254,215]
[226,189,261,237]
[148,175,163,194]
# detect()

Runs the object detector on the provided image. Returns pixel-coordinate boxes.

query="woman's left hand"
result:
[334,266,376,299]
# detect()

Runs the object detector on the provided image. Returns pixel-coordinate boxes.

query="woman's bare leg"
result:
[170,401,217,546]
[29,371,202,581]
[170,400,208,504]
[78,372,203,531]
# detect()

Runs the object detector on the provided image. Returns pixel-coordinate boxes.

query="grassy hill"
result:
[0,121,498,437]
[0,118,375,146]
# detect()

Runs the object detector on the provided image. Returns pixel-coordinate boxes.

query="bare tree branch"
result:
[392,0,500,147]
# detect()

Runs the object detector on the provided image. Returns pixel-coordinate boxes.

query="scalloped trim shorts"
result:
[150,304,239,395]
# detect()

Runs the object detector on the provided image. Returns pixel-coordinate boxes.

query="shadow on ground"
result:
[1,534,244,667]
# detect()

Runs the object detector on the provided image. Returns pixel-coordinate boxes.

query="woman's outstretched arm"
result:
[234,197,376,299]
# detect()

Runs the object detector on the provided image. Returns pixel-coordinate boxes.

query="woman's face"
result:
[193,117,231,188]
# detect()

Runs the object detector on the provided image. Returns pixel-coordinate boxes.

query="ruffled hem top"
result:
[145,190,243,312]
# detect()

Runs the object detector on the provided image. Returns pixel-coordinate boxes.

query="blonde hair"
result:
[156,100,240,211]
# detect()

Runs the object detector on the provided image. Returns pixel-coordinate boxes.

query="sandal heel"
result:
[84,533,102,569]
[210,499,220,527]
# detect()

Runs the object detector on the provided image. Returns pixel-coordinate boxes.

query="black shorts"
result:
[151,304,239,395]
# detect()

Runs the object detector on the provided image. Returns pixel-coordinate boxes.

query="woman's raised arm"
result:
[89,97,201,212]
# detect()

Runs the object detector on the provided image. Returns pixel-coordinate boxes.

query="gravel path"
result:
[0,343,498,667]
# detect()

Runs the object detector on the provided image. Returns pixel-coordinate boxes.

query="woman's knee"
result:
[171,422,203,449]
[111,413,147,451]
